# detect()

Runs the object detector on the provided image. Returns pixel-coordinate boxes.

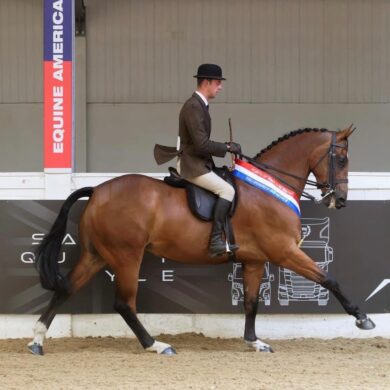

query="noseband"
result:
[241,131,348,204]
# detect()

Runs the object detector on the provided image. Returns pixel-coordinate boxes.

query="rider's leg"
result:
[208,197,236,256]
[187,171,238,256]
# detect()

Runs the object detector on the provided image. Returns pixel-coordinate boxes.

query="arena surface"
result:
[0,334,389,389]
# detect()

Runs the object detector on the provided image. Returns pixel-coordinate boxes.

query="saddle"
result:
[163,166,238,249]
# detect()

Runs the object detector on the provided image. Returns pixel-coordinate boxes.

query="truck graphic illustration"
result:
[228,262,274,306]
[278,217,333,306]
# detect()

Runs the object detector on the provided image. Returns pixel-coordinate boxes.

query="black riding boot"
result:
[209,198,239,257]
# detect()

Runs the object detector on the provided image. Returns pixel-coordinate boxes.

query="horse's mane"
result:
[254,127,329,159]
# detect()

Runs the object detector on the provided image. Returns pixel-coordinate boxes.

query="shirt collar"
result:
[195,91,209,107]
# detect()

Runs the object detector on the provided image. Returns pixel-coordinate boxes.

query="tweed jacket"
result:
[177,93,227,178]
[154,93,228,178]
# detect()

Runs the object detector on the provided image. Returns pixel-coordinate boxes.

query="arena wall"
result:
[1,0,390,172]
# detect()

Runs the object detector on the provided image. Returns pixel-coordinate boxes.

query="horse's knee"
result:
[244,297,258,315]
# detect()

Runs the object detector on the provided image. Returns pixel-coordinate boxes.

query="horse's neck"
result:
[257,142,312,197]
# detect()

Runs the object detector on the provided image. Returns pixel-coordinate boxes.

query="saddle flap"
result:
[187,186,218,222]
[163,166,237,222]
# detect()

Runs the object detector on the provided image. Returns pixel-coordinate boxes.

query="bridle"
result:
[310,131,349,201]
[240,131,348,204]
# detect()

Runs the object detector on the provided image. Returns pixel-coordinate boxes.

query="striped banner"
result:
[233,159,301,217]
[43,0,74,171]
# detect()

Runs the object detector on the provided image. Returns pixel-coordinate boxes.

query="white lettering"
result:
[53,97,63,112]
[53,44,63,56]
[53,114,64,129]
[53,0,63,13]
[32,233,44,245]
[105,270,115,282]
[53,86,63,97]
[53,68,63,81]
[21,252,35,264]
[62,234,76,245]
[53,129,64,142]
[52,11,63,25]
[53,142,63,153]
[53,30,63,43]
[57,252,65,264]
[50,1,67,159]
[162,270,174,282]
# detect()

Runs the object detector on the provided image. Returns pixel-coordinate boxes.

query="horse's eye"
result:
[338,156,347,168]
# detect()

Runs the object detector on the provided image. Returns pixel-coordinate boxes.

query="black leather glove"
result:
[227,142,242,155]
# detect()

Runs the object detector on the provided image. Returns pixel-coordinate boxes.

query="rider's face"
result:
[206,79,223,99]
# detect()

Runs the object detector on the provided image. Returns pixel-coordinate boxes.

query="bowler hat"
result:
[193,64,226,80]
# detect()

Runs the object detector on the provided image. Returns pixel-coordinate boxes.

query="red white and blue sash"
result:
[233,159,301,217]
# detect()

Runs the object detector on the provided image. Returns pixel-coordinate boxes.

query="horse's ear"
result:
[339,124,356,139]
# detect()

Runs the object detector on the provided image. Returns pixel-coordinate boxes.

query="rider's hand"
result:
[226,142,242,155]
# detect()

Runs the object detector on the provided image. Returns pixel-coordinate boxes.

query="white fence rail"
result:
[0,171,389,200]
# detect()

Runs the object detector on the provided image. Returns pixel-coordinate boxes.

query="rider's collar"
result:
[195,91,209,107]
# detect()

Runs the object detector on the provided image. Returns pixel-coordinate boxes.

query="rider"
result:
[177,64,242,257]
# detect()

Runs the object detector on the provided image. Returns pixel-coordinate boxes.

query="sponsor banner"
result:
[0,200,389,314]
[43,0,74,170]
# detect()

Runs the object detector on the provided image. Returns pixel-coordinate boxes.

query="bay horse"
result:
[28,125,375,356]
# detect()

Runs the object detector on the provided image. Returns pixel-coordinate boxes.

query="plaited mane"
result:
[254,128,329,159]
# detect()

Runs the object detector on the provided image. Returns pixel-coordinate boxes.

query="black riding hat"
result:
[193,64,226,80]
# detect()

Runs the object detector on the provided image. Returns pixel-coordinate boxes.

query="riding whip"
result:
[228,118,234,169]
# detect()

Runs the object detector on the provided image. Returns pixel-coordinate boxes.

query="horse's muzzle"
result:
[335,196,347,209]
[322,191,347,209]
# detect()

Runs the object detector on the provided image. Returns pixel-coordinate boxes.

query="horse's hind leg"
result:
[277,245,375,330]
[112,250,176,355]
[28,249,105,355]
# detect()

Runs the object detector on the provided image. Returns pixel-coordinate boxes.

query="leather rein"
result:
[240,132,348,204]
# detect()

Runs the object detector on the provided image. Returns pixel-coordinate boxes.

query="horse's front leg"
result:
[242,261,273,353]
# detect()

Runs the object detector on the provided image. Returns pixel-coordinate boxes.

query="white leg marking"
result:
[246,339,272,352]
[28,321,48,347]
[146,340,172,354]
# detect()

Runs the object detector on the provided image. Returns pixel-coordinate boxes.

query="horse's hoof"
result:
[257,345,274,353]
[246,339,274,353]
[356,317,376,330]
[28,343,44,356]
[161,347,177,356]
[256,345,274,353]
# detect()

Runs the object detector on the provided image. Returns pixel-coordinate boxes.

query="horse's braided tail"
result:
[35,187,94,294]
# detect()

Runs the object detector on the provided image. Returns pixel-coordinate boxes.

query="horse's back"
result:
[91,174,170,203]
[85,173,188,228]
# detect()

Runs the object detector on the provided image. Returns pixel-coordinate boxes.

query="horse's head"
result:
[309,125,355,209]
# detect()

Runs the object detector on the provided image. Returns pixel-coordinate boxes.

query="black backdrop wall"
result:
[0,200,389,314]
